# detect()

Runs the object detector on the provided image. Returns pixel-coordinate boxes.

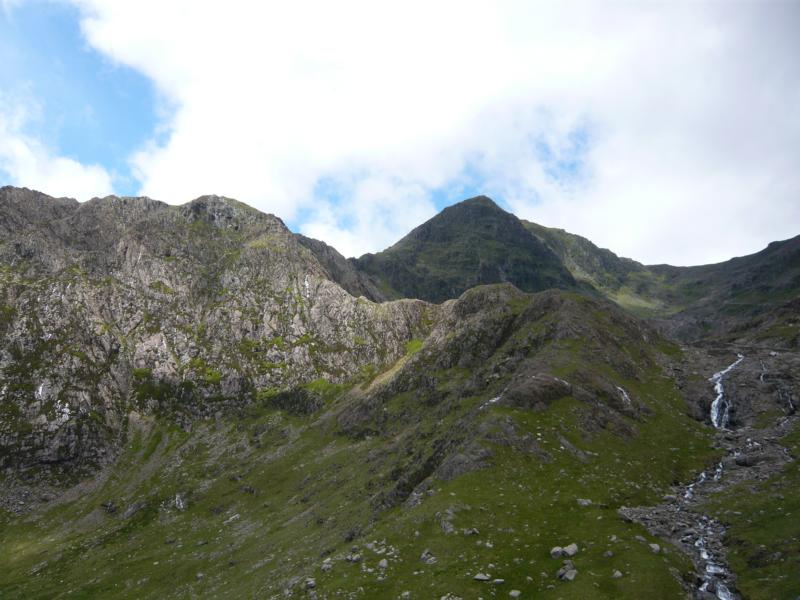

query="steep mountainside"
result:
[0,186,433,474]
[353,196,576,303]
[0,186,798,599]
[522,220,659,312]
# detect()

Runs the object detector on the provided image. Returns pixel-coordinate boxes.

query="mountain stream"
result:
[620,352,796,599]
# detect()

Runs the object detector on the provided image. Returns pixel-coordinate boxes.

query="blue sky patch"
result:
[0,2,159,194]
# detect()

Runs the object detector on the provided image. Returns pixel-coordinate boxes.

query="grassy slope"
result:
[0,290,720,599]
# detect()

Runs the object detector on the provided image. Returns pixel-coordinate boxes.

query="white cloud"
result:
[0,95,114,201]
[66,0,799,263]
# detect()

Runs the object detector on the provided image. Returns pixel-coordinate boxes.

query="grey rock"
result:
[420,549,437,565]
[440,520,455,534]
[473,573,491,581]
[562,543,579,557]
[556,561,577,580]
[612,570,623,578]
[560,569,578,582]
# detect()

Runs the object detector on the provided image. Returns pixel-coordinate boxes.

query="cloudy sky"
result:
[1,1,798,265]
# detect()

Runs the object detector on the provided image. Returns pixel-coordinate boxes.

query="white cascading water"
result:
[681,353,747,599]
[709,354,745,428]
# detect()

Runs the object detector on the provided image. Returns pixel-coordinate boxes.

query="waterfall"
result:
[709,354,744,429]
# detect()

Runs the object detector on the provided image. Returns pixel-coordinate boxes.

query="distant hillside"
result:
[523,219,800,347]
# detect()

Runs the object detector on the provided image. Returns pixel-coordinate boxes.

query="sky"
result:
[1,1,799,265]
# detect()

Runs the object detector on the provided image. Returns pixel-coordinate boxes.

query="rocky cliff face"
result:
[0,187,434,473]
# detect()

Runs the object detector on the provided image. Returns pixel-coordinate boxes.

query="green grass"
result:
[302,377,348,401]
[0,351,720,600]
[404,339,423,355]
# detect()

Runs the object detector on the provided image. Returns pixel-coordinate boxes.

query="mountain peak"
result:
[456,195,501,209]
[353,195,575,302]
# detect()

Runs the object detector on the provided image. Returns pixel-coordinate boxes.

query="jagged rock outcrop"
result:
[0,187,435,472]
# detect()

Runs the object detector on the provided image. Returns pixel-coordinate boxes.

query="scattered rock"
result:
[562,543,579,557]
[560,569,578,582]
[649,543,661,554]
[173,493,187,511]
[420,549,437,565]
[603,550,614,558]
[576,498,592,507]
[509,591,522,598]
[549,546,563,558]
[492,578,505,585]
[473,573,491,582]
[305,578,316,590]
[556,560,577,581]
[378,558,388,569]
[612,570,623,579]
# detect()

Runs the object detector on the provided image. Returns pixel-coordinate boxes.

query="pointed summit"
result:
[458,194,501,208]
[353,195,576,302]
